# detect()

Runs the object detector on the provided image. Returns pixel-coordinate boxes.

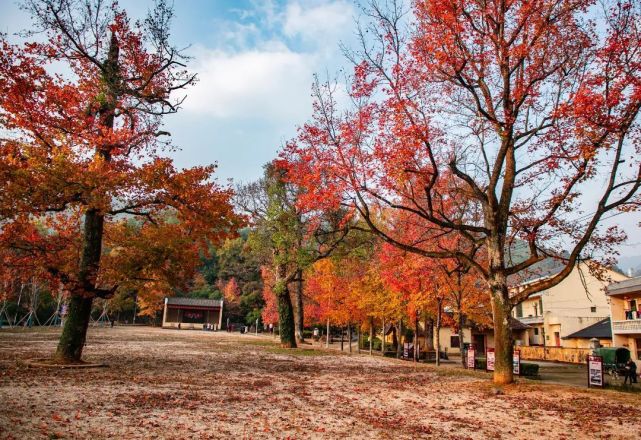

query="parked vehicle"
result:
[592,347,631,380]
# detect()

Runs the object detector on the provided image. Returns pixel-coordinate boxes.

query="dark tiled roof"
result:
[564,318,612,340]
[509,316,531,331]
[166,297,222,308]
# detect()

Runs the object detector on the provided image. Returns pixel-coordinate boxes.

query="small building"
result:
[162,297,223,330]
[381,316,526,355]
[562,317,612,348]
[439,317,529,354]
[607,276,641,369]
[511,262,627,347]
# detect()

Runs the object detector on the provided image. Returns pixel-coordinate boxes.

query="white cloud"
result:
[283,1,354,43]
[182,1,355,123]
[183,45,316,122]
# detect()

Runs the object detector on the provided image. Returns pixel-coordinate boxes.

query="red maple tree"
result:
[0,0,241,362]
[280,0,641,383]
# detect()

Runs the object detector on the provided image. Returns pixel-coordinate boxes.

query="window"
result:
[533,328,539,336]
[450,335,460,348]
[590,306,597,313]
[516,302,523,318]
[539,298,544,315]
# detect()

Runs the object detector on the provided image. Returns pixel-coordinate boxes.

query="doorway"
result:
[473,334,485,353]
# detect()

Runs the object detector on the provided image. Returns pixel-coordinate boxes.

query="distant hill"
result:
[617,255,641,277]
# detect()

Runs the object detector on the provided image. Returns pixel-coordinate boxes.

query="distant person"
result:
[624,359,637,385]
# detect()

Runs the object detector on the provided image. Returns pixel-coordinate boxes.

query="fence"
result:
[518,346,592,364]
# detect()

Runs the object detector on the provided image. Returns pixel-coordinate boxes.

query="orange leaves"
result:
[260,266,279,324]
[0,2,243,301]
[305,258,363,326]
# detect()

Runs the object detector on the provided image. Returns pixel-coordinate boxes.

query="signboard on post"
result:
[486,348,495,372]
[513,350,521,375]
[403,342,413,359]
[587,355,604,388]
[467,345,475,369]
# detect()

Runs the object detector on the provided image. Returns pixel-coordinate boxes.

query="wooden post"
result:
[369,316,374,356]
[381,317,386,354]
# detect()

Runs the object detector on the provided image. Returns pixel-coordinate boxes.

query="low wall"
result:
[518,346,592,364]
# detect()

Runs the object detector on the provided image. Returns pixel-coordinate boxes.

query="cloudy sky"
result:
[1,0,640,262]
[0,0,356,183]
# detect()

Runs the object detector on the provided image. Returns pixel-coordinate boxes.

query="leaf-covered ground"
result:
[0,327,638,439]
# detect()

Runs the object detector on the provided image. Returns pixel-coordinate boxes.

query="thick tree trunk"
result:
[294,269,305,344]
[424,317,434,351]
[55,294,93,362]
[276,284,296,348]
[491,280,513,385]
[274,263,296,349]
[55,208,104,362]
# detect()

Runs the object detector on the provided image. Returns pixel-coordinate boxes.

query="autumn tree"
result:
[280,0,641,384]
[0,0,240,362]
[239,162,349,348]
[306,257,364,352]
[260,266,280,328]
[215,234,265,325]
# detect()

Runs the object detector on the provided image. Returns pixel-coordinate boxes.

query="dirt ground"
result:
[0,327,639,440]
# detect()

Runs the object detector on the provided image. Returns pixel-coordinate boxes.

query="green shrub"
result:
[362,337,382,351]
[303,329,314,339]
[520,362,539,377]
[475,358,487,370]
